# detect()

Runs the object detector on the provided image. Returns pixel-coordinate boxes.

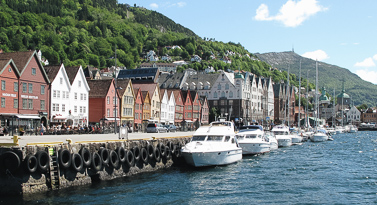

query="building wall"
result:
[88,98,105,123]
[70,67,90,126]
[50,66,70,124]
[0,63,19,114]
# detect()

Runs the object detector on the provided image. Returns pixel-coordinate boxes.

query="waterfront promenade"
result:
[0,131,195,147]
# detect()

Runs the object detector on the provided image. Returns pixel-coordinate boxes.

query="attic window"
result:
[32,68,36,75]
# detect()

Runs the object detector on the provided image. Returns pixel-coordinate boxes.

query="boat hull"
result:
[310,134,328,142]
[277,138,292,147]
[269,142,278,150]
[181,149,242,167]
[239,142,270,155]
[291,136,303,144]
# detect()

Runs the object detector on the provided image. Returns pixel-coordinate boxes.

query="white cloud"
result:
[354,57,375,67]
[254,0,328,27]
[177,2,186,7]
[150,3,159,9]
[165,2,187,8]
[302,50,329,61]
[356,69,377,84]
[373,54,377,61]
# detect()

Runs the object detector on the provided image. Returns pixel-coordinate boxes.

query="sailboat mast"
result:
[298,60,301,131]
[287,66,290,127]
[306,70,309,128]
[315,61,318,130]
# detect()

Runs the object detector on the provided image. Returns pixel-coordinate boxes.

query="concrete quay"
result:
[0,131,195,147]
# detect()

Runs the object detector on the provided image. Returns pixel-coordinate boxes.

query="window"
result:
[40,100,45,110]
[221,91,225,98]
[28,83,33,93]
[14,82,18,92]
[84,94,86,100]
[80,106,83,113]
[214,92,218,98]
[113,97,116,104]
[107,109,110,117]
[28,99,33,109]
[74,106,77,113]
[80,93,83,100]
[218,84,221,90]
[225,83,229,90]
[83,106,86,113]
[107,96,110,104]
[1,97,4,107]
[1,80,5,90]
[60,77,63,84]
[78,81,81,87]
[74,93,77,100]
[41,85,45,94]
[229,91,233,98]
[32,68,36,75]
[22,83,27,93]
[57,91,60,99]
[62,104,65,112]
[13,99,18,108]
[53,90,57,98]
[213,101,218,106]
[22,99,27,109]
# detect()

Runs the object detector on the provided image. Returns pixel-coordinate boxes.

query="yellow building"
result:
[117,79,135,128]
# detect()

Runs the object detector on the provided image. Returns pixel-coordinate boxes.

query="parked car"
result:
[164,124,177,132]
[146,123,168,133]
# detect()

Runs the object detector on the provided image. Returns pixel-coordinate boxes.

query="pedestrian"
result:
[3,126,8,136]
[40,124,44,135]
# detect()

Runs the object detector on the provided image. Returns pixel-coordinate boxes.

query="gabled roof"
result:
[65,66,81,85]
[87,79,113,98]
[0,59,20,77]
[116,78,131,97]
[44,65,61,82]
[141,91,150,103]
[158,72,185,89]
[132,83,158,98]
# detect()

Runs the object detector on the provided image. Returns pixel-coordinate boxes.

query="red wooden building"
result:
[133,88,143,131]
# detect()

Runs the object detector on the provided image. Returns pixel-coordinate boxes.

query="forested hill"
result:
[255,51,377,106]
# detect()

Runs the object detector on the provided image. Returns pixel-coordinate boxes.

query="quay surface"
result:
[0,131,195,147]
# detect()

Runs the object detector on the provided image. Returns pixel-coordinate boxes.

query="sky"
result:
[118,0,377,84]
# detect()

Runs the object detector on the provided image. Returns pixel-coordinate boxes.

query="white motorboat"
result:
[310,130,329,142]
[335,126,345,134]
[326,127,337,135]
[181,121,242,167]
[236,125,270,155]
[349,125,358,133]
[264,131,278,150]
[291,132,303,145]
[271,125,292,147]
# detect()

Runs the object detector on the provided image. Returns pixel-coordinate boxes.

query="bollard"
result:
[12,135,20,146]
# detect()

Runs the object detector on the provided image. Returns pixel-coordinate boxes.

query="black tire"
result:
[59,149,72,169]
[100,148,110,165]
[25,154,38,173]
[147,144,154,159]
[140,147,148,164]
[154,147,161,162]
[117,147,127,163]
[167,141,176,153]
[1,151,20,172]
[159,143,166,157]
[36,150,49,173]
[71,153,83,172]
[80,147,91,167]
[91,152,102,172]
[109,150,119,168]
[133,146,140,162]
[165,146,171,160]
[126,150,135,167]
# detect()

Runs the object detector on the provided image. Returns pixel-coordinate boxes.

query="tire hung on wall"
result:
[80,147,91,167]
[109,150,119,168]
[59,149,72,169]
[154,147,161,162]
[159,143,166,157]
[133,146,140,162]
[1,151,20,173]
[71,153,83,172]
[126,150,135,167]
[99,148,110,165]
[165,146,171,160]
[24,154,38,173]
[36,150,49,173]
[117,147,127,163]
[167,141,176,154]
[147,144,154,160]
[140,147,148,164]
[91,152,102,172]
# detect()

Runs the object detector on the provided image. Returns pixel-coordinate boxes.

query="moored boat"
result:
[181,121,242,167]
[271,125,292,147]
[236,125,270,155]
[310,129,329,142]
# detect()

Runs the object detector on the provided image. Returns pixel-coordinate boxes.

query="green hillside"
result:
[255,51,377,106]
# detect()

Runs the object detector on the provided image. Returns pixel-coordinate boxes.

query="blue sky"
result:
[119,0,377,84]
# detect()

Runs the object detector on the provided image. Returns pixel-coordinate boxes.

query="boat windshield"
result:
[235,135,244,140]
[245,134,258,139]
[192,136,206,141]
[273,131,288,135]
[207,135,224,141]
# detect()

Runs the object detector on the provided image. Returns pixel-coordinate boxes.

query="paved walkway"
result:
[0,131,194,147]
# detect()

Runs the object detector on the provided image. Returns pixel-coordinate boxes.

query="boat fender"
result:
[133,146,140,162]
[80,147,91,167]
[59,149,72,169]
[154,147,161,162]
[159,143,166,157]
[140,147,148,164]
[167,141,176,154]
[1,151,20,173]
[71,153,83,172]
[99,148,110,165]
[91,152,102,172]
[126,150,135,167]
[24,154,38,173]
[147,144,154,159]
[109,150,119,168]
[165,146,171,160]
[117,147,127,163]
[36,150,49,173]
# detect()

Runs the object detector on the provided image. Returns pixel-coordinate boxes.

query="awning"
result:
[185,120,193,123]
[54,116,66,120]
[16,114,40,119]
[102,117,120,121]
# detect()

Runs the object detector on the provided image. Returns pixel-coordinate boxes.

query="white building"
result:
[45,64,71,125]
[66,65,90,126]
[190,55,202,62]
[346,106,361,124]
[160,89,169,124]
[167,90,176,124]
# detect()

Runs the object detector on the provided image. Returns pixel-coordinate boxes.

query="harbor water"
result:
[2,131,377,204]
